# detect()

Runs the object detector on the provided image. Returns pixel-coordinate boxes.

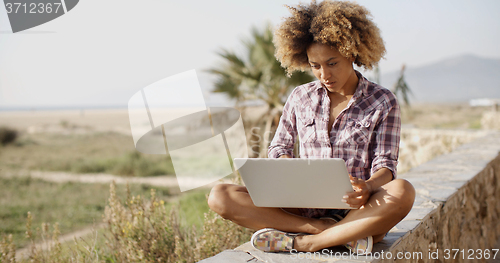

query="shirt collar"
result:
[353,70,370,99]
[313,70,370,99]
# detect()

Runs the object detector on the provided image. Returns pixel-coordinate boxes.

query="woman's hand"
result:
[342,174,373,209]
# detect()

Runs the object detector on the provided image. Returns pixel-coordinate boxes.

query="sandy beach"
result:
[0,106,269,135]
[0,109,132,134]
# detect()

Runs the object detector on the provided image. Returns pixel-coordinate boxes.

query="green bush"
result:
[0,127,18,146]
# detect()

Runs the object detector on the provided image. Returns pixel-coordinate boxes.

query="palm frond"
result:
[207,23,314,109]
[392,64,412,107]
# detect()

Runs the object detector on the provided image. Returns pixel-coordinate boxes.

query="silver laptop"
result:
[233,158,355,209]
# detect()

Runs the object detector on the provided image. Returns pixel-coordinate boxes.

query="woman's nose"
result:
[320,67,331,80]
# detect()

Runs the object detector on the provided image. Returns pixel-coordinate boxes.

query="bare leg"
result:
[294,179,415,252]
[207,184,334,234]
[208,179,415,252]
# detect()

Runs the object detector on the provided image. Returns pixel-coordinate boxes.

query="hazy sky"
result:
[1,0,499,108]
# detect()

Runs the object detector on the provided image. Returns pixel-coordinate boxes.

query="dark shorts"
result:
[298,208,350,219]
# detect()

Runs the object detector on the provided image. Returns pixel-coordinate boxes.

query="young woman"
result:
[208,0,415,255]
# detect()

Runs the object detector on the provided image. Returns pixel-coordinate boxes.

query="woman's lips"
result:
[323,81,335,88]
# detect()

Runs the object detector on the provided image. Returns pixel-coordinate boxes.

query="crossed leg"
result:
[208,179,415,252]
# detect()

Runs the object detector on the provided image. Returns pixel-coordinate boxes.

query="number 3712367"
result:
[5,3,63,14]
[443,249,499,260]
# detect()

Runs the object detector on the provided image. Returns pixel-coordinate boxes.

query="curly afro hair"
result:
[274,0,385,75]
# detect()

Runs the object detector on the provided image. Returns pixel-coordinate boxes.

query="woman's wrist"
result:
[366,168,393,194]
[366,181,374,195]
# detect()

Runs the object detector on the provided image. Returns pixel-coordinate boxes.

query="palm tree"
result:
[207,24,314,157]
[392,64,412,107]
[373,65,380,84]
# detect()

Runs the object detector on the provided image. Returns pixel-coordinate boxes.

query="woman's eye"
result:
[329,63,337,66]
[310,64,320,69]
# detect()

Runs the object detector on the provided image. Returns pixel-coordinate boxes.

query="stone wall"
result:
[398,128,488,173]
[200,132,500,263]
[383,133,500,263]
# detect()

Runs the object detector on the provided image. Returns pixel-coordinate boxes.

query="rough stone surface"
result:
[398,128,488,173]
[379,133,500,263]
[197,249,263,262]
[200,132,500,263]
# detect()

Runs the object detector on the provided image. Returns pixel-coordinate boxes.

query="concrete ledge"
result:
[200,132,500,263]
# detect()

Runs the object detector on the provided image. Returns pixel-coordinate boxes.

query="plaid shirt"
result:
[268,71,401,181]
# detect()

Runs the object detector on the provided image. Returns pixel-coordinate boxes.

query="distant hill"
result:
[380,54,500,103]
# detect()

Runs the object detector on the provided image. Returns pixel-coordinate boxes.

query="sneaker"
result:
[251,228,305,252]
[345,235,373,255]
[320,215,373,255]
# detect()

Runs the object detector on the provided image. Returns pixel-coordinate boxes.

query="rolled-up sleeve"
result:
[370,93,401,179]
[268,92,297,159]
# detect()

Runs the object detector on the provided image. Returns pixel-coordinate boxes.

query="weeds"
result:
[8,181,251,262]
[103,182,251,262]
[66,230,102,263]
[0,234,16,263]
[20,214,104,263]
[0,177,171,249]
[22,212,63,262]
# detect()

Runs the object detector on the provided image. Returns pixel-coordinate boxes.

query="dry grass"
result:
[1,181,251,263]
[0,176,171,249]
[101,182,251,262]
[401,103,490,129]
[0,234,16,263]
[0,132,175,177]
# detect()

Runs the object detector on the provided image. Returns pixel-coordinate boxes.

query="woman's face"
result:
[306,42,358,95]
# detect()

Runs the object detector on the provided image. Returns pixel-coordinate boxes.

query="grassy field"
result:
[0,176,175,248]
[0,124,214,252]
[167,189,211,228]
[0,132,175,177]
